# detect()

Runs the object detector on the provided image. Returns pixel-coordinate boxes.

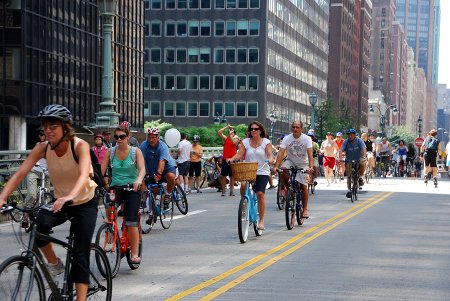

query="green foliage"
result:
[389,126,416,145]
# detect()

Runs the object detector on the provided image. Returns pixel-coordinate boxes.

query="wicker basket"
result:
[231,162,258,181]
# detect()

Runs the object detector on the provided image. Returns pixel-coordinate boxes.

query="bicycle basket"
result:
[231,162,258,181]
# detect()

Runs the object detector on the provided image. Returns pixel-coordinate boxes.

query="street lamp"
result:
[309,92,318,131]
[369,104,397,137]
[268,110,278,144]
[95,0,120,128]
[214,112,227,125]
[417,116,423,138]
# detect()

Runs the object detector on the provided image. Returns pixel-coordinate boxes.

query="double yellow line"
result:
[166,191,394,301]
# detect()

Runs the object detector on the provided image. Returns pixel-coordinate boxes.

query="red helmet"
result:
[121,121,131,128]
[147,128,160,135]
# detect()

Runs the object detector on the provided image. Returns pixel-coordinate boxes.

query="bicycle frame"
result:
[284,167,305,229]
[244,182,258,224]
[103,195,129,256]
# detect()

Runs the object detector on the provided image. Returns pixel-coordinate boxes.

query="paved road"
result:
[1,176,450,300]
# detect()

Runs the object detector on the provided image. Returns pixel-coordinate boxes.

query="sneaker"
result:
[197,189,202,193]
[433,178,438,187]
[47,258,64,277]
[358,177,364,187]
[424,177,428,184]
[221,191,226,197]
[346,191,352,198]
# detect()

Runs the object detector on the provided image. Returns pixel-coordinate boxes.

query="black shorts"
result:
[189,161,202,177]
[178,161,190,176]
[107,188,141,227]
[221,160,233,177]
[252,175,269,193]
[424,154,437,167]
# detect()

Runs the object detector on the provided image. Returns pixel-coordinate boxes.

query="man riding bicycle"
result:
[341,129,366,198]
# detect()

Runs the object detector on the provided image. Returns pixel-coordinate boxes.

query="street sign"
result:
[414,137,424,147]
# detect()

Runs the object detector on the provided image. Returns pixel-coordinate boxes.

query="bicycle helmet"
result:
[307,129,315,137]
[346,128,357,135]
[94,133,104,141]
[336,132,342,137]
[193,135,200,142]
[121,121,131,128]
[38,104,72,122]
[147,127,160,135]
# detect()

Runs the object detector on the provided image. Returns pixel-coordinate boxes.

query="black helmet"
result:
[193,135,200,142]
[38,104,72,122]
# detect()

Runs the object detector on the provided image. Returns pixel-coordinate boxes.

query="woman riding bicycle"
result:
[100,125,146,265]
[0,104,98,301]
[396,140,408,173]
[227,121,275,231]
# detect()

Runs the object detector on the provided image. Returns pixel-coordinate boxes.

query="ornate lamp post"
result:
[369,104,398,137]
[95,0,120,128]
[309,92,318,131]
[417,115,423,138]
[268,110,278,144]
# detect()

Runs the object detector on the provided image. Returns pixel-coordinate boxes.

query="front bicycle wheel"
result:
[295,193,304,226]
[276,181,286,210]
[0,255,46,301]
[285,189,295,230]
[89,244,112,300]
[173,184,188,215]
[95,223,121,278]
[126,231,142,270]
[238,196,250,243]
[140,191,154,234]
[8,189,24,222]
[160,196,173,229]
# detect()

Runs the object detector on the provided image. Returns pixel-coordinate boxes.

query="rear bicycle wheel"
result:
[295,192,304,226]
[276,181,286,210]
[238,196,250,243]
[140,191,154,234]
[95,223,121,278]
[198,168,207,189]
[0,255,46,301]
[285,189,295,230]
[126,226,143,270]
[89,244,112,300]
[160,196,173,229]
[173,184,188,215]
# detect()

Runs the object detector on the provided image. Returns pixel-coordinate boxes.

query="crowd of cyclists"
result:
[0,104,448,300]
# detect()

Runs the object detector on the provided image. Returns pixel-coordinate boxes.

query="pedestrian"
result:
[320,132,338,185]
[177,133,192,192]
[217,124,239,196]
[102,130,113,148]
[92,133,108,165]
[188,135,203,193]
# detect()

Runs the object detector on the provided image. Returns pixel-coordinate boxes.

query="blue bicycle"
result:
[284,167,307,230]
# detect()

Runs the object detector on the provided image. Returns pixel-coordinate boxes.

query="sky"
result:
[438,1,449,85]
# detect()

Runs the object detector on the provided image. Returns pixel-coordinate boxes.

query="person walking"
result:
[320,132,338,185]
[188,135,203,193]
[177,133,192,192]
[217,125,239,196]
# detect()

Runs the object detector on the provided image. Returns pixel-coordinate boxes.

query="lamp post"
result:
[309,92,318,131]
[214,112,227,125]
[95,0,120,128]
[417,116,423,138]
[369,104,398,137]
[268,111,278,144]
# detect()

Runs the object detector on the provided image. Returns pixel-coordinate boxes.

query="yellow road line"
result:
[166,191,391,301]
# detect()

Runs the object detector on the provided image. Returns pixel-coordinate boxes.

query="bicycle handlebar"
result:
[1,198,73,215]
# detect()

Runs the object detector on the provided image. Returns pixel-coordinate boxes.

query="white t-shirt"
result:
[177,139,192,163]
[242,138,270,175]
[280,133,312,166]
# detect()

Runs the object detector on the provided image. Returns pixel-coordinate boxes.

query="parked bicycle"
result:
[0,163,25,223]
[96,185,143,278]
[0,201,112,300]
[195,157,220,190]
[283,167,307,230]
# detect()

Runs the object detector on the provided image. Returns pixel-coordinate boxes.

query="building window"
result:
[249,20,259,36]
[236,75,247,90]
[227,0,237,9]
[199,102,210,116]
[238,0,247,8]
[176,75,186,89]
[151,0,162,9]
[249,0,259,8]
[200,20,211,36]
[165,75,175,90]
[165,48,175,63]
[226,20,236,36]
[225,102,235,116]
[176,102,186,116]
[150,21,161,36]
[150,75,161,90]
[189,20,199,36]
[166,21,176,36]
[144,101,150,116]
[145,101,160,116]
[236,102,246,116]
[187,75,198,90]
[144,0,151,9]
[214,75,224,90]
[248,102,258,117]
[201,0,211,9]
[144,74,150,90]
[188,102,198,117]
[188,48,199,63]
[214,48,224,63]
[200,48,210,63]
[189,0,199,9]
[237,20,248,36]
[199,75,210,90]
[237,48,247,63]
[177,21,187,36]
[165,101,175,116]
[213,102,224,115]
[248,75,258,90]
[144,48,150,63]
[215,20,225,36]
[248,47,259,63]
[225,74,235,90]
[150,48,161,63]
[145,22,150,36]
[215,0,225,8]
[178,0,188,9]
[225,48,235,63]
[166,0,176,9]
[177,48,187,63]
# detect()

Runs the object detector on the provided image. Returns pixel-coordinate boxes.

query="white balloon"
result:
[164,128,181,147]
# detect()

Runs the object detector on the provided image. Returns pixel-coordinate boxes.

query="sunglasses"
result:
[114,134,127,140]
[291,126,301,129]
[42,124,61,131]
[250,127,260,131]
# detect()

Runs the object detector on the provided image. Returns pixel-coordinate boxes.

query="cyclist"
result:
[377,137,392,174]
[406,143,416,170]
[188,135,203,193]
[334,132,345,179]
[0,104,98,301]
[227,121,275,230]
[140,128,177,209]
[273,120,313,219]
[177,133,192,193]
[118,121,140,147]
[92,133,108,165]
[396,140,408,175]
[320,132,338,185]
[102,130,113,148]
[341,129,366,198]
[420,129,440,186]
[217,124,239,196]
[307,130,319,186]
[361,133,375,175]
[101,125,145,264]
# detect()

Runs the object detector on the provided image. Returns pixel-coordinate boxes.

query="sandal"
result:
[130,256,141,264]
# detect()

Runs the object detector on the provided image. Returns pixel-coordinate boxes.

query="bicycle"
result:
[232,162,266,244]
[333,158,344,183]
[0,201,112,300]
[276,170,287,210]
[364,157,373,184]
[194,157,220,190]
[96,185,143,278]
[140,176,177,233]
[283,167,307,230]
[0,163,26,223]
[379,154,390,178]
[348,160,360,203]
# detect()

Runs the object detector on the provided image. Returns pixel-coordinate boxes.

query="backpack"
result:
[426,137,439,152]
[109,146,137,165]
[70,140,106,188]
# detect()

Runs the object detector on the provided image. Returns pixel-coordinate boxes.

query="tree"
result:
[389,126,416,145]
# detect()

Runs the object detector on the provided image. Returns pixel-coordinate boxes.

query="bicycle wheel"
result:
[126,228,143,270]
[140,191,154,234]
[295,193,304,226]
[0,255,46,301]
[276,181,286,210]
[8,189,24,222]
[285,189,295,230]
[95,223,121,278]
[160,196,173,229]
[173,184,188,215]
[238,196,250,243]
[88,244,112,300]
[197,168,207,189]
